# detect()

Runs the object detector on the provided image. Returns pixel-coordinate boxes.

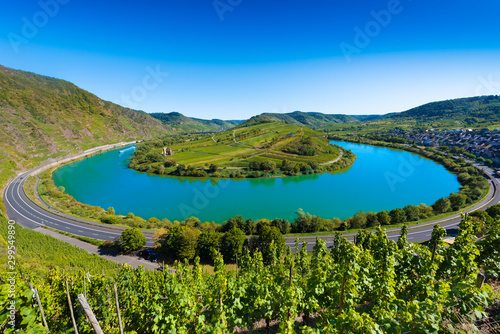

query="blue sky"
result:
[1,0,499,119]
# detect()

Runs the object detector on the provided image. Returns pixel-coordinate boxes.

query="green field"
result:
[130,122,351,178]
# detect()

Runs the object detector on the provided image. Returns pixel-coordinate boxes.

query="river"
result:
[52,141,460,223]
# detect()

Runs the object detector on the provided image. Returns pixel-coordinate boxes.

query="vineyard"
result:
[1,217,500,333]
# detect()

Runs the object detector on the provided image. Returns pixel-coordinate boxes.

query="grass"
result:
[132,122,345,179]
[41,226,105,247]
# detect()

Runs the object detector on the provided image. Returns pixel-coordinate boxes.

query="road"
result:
[3,153,500,253]
[285,163,500,251]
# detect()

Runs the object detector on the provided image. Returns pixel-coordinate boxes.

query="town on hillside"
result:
[386,128,500,165]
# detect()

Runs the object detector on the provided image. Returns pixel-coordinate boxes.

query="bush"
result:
[101,215,120,225]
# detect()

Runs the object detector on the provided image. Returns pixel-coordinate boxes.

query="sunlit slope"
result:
[152,122,340,169]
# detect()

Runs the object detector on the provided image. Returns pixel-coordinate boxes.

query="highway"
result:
[3,155,500,253]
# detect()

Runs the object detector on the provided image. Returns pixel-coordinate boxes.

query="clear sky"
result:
[1,0,499,119]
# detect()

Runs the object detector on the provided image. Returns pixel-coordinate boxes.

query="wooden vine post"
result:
[29,283,49,330]
[65,277,79,334]
[114,283,124,334]
[77,294,104,334]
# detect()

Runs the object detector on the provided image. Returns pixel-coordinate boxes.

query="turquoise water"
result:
[52,141,460,223]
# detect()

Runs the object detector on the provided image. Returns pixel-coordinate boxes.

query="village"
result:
[385,128,500,166]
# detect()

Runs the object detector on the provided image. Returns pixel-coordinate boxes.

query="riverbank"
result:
[34,138,472,230]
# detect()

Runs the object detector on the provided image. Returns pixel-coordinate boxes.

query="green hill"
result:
[150,111,242,133]
[385,95,500,126]
[239,111,359,128]
[324,95,500,133]
[129,122,356,178]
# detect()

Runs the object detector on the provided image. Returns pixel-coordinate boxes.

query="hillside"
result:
[129,122,356,178]
[150,111,242,133]
[240,111,359,128]
[386,95,500,125]
[324,95,500,134]
[0,65,172,195]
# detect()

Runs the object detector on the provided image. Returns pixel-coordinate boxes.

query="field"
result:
[130,122,349,178]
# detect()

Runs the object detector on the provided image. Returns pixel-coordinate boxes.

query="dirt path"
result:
[320,148,343,165]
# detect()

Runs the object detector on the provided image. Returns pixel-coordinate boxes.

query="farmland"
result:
[129,122,355,178]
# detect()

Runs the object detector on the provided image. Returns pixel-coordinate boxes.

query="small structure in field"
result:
[162,147,174,156]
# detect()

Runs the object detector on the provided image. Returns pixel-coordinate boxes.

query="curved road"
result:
[3,156,500,252]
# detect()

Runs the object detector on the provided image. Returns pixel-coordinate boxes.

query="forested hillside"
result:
[150,111,242,133]
[387,95,500,125]
[240,111,359,128]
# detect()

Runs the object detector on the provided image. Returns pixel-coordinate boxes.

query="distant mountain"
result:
[0,65,169,170]
[239,111,359,128]
[351,114,383,122]
[150,112,243,133]
[384,96,500,125]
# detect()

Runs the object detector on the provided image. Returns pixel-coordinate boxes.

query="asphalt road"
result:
[4,158,500,253]
[285,164,500,251]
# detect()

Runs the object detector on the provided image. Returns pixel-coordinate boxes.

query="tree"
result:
[106,207,115,215]
[239,219,256,235]
[486,204,500,219]
[119,228,146,252]
[197,230,221,263]
[160,226,200,261]
[219,215,245,232]
[161,226,184,257]
[176,228,201,260]
[377,210,391,225]
[350,211,367,229]
[270,218,291,234]
[403,205,419,221]
[457,173,471,184]
[432,197,451,214]
[208,164,218,173]
[220,227,246,263]
[366,212,378,227]
[260,160,276,172]
[390,208,407,225]
[257,226,285,265]
[449,193,467,211]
